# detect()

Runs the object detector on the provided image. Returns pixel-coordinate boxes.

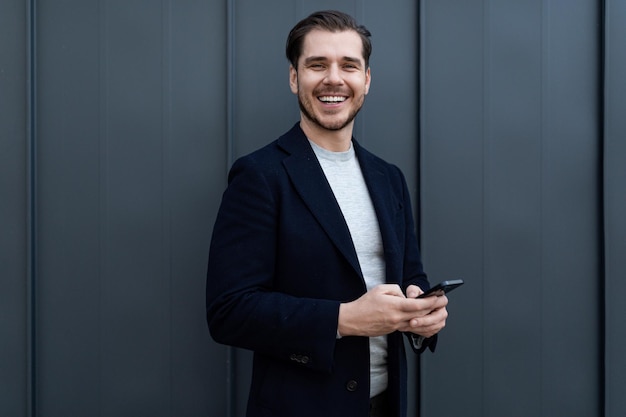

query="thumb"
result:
[406,285,424,299]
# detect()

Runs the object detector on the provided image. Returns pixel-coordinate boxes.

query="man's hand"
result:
[337,284,448,338]
[405,284,448,338]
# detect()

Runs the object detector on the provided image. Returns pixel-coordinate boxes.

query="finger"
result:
[398,295,439,314]
[433,294,449,308]
[427,295,444,306]
[375,284,406,297]
[409,307,448,329]
[402,314,445,336]
[405,285,423,298]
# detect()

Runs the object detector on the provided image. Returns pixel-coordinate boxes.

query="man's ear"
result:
[364,67,371,95]
[289,65,298,94]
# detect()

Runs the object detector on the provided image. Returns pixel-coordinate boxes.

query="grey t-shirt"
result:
[309,140,388,398]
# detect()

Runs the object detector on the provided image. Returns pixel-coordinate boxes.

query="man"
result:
[206,10,449,417]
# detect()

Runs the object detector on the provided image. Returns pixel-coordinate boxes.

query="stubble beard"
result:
[297,89,365,132]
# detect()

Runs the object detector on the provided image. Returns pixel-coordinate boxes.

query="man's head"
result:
[286,10,372,71]
[286,11,372,141]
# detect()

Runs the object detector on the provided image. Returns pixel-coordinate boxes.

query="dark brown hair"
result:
[286,10,372,69]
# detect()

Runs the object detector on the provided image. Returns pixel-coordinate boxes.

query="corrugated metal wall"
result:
[1,1,28,416]
[419,0,602,416]
[604,1,626,415]
[1,1,624,416]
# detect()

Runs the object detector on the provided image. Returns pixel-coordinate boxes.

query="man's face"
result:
[290,29,371,133]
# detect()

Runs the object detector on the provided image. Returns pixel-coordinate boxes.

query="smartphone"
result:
[417,279,464,298]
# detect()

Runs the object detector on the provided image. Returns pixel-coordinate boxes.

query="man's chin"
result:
[319,121,350,131]
[306,113,357,132]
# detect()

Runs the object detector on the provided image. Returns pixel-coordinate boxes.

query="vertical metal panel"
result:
[232,0,300,159]
[538,3,601,416]
[0,0,27,416]
[420,1,600,416]
[604,1,626,416]
[419,2,487,414]
[36,2,104,413]
[169,1,228,415]
[361,0,419,197]
[34,0,227,416]
[99,3,173,414]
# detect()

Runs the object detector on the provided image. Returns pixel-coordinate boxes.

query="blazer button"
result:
[301,356,310,364]
[346,380,358,392]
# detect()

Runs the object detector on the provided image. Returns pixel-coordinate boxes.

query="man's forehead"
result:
[300,29,365,62]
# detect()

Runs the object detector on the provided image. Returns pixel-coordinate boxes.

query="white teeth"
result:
[319,96,346,103]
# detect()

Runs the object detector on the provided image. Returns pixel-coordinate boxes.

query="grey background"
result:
[1,0,624,416]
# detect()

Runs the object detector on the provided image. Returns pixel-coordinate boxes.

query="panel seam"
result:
[226,1,236,416]
[26,0,38,416]
[598,0,607,415]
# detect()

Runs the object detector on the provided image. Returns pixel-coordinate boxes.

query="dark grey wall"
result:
[1,0,27,416]
[419,1,602,416]
[1,1,624,417]
[604,0,626,415]
[32,1,226,415]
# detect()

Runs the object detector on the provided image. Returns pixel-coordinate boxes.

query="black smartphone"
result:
[417,279,464,298]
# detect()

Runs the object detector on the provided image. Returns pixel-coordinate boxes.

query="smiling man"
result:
[289,28,370,145]
[206,10,449,417]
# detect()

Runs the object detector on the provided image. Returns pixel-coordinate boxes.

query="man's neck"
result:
[299,118,354,152]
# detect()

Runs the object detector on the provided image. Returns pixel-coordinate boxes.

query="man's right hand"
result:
[337,284,448,338]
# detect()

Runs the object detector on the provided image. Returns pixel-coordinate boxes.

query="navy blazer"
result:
[206,123,433,417]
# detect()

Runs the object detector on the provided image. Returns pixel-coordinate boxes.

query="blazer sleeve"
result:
[391,164,429,292]
[394,165,438,353]
[206,155,340,373]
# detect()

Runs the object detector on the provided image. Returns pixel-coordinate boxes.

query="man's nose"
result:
[324,65,343,84]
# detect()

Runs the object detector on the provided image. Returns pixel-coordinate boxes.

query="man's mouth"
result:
[318,96,347,104]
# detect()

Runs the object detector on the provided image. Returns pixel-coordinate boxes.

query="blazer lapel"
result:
[354,143,402,285]
[278,125,363,278]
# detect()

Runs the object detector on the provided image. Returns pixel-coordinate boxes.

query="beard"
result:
[296,88,365,131]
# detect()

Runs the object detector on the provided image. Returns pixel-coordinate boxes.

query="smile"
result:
[318,96,347,103]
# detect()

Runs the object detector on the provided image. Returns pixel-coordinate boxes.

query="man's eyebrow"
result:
[303,56,327,64]
[342,56,363,65]
[302,56,364,65]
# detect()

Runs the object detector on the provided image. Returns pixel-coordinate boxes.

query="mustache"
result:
[313,88,350,96]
